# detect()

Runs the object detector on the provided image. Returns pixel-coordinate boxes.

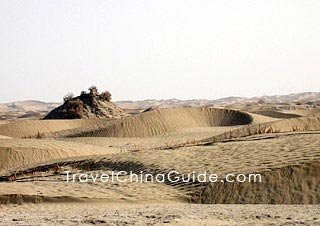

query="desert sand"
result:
[0,105,320,225]
[1,203,319,225]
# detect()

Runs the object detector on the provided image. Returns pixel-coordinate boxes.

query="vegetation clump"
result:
[62,99,84,119]
[100,91,112,102]
[44,86,126,120]
[63,93,74,103]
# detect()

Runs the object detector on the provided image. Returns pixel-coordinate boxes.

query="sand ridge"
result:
[66,107,255,138]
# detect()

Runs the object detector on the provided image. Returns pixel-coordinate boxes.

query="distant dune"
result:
[0,100,59,113]
[116,92,320,109]
[1,92,319,113]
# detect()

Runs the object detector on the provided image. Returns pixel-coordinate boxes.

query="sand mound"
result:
[0,139,119,171]
[252,110,301,119]
[280,109,320,116]
[193,113,320,147]
[0,119,108,138]
[265,113,320,133]
[75,108,253,138]
[44,86,127,120]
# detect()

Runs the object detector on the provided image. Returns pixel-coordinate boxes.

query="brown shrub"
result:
[88,85,98,96]
[36,131,45,139]
[63,93,74,103]
[63,99,84,119]
[100,91,112,102]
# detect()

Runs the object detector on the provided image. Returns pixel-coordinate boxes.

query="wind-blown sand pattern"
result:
[1,133,320,203]
[0,106,319,225]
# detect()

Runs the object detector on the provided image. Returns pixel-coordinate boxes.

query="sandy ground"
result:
[1,133,319,205]
[0,106,319,225]
[0,203,319,225]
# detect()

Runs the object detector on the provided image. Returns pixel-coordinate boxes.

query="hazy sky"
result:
[0,0,319,102]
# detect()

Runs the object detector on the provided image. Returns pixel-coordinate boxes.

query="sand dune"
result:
[1,109,318,174]
[90,133,320,204]
[59,126,244,151]
[71,108,256,138]
[193,113,320,147]
[0,107,290,174]
[0,139,119,172]
[252,110,301,119]
[199,161,320,204]
[265,113,320,133]
[0,107,277,173]
[1,133,319,205]
[0,105,319,219]
[280,108,320,116]
[0,119,109,138]
[49,108,277,139]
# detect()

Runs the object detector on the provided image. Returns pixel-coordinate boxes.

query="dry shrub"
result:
[53,164,61,175]
[63,93,74,103]
[8,175,17,181]
[63,99,84,119]
[36,131,45,139]
[88,85,98,96]
[100,91,112,102]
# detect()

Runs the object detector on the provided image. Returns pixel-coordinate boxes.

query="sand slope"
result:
[72,108,255,138]
[0,139,119,172]
[2,133,319,205]
[252,110,301,119]
[194,113,320,147]
[91,133,320,204]
[0,119,108,138]
[0,107,319,209]
[49,108,277,139]
[199,161,320,204]
[281,108,320,116]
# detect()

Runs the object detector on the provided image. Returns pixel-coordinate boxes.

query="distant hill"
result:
[1,92,319,113]
[115,92,320,109]
[0,100,60,113]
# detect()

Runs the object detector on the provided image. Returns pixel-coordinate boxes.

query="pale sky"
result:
[0,0,319,103]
